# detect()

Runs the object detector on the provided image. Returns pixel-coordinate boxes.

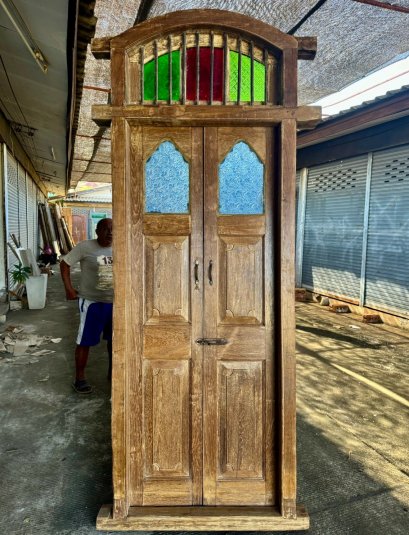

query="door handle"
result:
[194,260,199,289]
[196,338,228,345]
[208,259,213,285]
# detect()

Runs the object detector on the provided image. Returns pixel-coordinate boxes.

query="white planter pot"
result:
[25,274,48,310]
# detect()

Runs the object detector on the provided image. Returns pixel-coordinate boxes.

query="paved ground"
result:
[0,271,408,534]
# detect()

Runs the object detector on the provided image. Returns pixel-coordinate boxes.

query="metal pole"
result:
[359,152,373,306]
[295,168,308,287]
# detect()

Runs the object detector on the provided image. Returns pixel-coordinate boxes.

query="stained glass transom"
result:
[229,52,265,102]
[145,141,189,213]
[142,46,266,104]
[219,142,264,214]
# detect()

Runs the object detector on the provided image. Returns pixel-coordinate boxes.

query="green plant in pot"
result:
[11,263,32,286]
[10,264,32,303]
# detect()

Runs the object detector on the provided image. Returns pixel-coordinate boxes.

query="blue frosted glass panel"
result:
[145,141,189,213]
[219,142,264,214]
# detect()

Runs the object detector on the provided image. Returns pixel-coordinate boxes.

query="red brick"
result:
[362,314,382,324]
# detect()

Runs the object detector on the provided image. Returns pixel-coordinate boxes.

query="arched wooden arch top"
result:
[91,9,318,117]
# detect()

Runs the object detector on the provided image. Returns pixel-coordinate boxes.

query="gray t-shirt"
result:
[63,240,113,303]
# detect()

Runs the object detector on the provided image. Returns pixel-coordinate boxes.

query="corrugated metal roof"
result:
[322,84,409,122]
[65,185,112,203]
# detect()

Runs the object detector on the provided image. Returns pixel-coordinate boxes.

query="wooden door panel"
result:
[143,360,190,478]
[144,236,190,323]
[72,214,87,243]
[143,214,191,235]
[218,361,264,479]
[143,325,191,359]
[216,326,266,360]
[218,236,264,325]
[129,126,203,506]
[203,126,274,506]
[217,215,265,236]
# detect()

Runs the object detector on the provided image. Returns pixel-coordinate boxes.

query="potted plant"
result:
[10,263,48,310]
[10,263,31,295]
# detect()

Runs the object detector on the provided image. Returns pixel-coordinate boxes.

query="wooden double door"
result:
[128,125,275,507]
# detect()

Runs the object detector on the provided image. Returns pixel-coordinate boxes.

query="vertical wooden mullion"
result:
[182,32,187,104]
[128,123,144,506]
[203,126,219,505]
[168,35,172,104]
[111,116,130,519]
[140,47,144,104]
[190,127,204,504]
[223,33,228,105]
[250,40,254,105]
[210,32,214,105]
[263,49,269,105]
[195,32,200,104]
[278,118,297,519]
[237,37,242,104]
[154,40,159,105]
[264,127,274,505]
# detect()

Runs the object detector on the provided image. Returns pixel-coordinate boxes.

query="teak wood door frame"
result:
[110,116,298,519]
[92,9,320,530]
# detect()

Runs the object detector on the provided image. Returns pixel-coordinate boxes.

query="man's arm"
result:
[60,260,78,300]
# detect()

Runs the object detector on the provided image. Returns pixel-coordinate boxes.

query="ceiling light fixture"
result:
[0,0,49,73]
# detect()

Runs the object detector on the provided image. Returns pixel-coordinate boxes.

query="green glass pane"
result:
[144,51,180,101]
[229,51,265,102]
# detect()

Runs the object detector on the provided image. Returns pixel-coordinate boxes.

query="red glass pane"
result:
[186,47,224,101]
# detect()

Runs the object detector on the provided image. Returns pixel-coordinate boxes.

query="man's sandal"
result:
[72,380,93,394]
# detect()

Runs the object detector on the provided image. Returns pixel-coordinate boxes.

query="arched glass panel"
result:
[145,141,189,213]
[229,52,266,102]
[219,142,264,214]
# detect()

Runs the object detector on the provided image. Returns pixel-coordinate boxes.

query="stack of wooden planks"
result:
[38,203,75,256]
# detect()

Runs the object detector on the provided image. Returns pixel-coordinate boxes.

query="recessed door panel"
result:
[144,235,190,323]
[218,361,264,479]
[143,360,190,478]
[218,235,264,324]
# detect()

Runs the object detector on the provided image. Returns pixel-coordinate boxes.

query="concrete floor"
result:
[0,271,408,534]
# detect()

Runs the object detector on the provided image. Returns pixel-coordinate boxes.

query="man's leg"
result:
[75,344,90,381]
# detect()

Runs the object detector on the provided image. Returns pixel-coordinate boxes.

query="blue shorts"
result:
[76,298,113,346]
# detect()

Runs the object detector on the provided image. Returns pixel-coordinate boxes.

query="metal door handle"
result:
[208,259,213,285]
[196,338,228,345]
[194,260,199,289]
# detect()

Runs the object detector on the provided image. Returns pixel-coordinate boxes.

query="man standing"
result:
[60,218,113,393]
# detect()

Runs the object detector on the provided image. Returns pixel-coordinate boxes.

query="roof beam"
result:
[134,0,154,25]
[288,0,329,35]
[352,0,409,14]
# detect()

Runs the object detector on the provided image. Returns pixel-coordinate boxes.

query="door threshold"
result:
[97,504,309,531]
